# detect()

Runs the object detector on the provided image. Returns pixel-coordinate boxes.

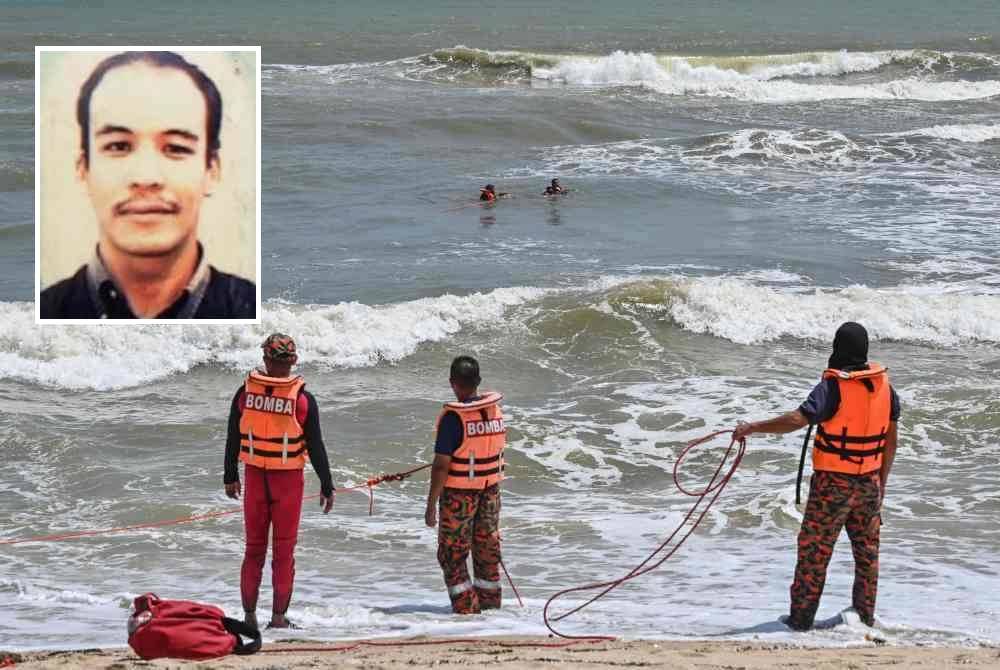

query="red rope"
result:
[0,465,432,547]
[542,429,745,639]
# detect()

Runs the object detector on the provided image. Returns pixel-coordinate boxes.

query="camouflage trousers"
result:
[789,469,881,629]
[437,484,502,614]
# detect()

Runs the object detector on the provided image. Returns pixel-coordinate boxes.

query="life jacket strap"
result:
[450,453,502,465]
[240,445,307,460]
[448,465,504,479]
[239,433,305,445]
[814,440,885,462]
[816,425,887,444]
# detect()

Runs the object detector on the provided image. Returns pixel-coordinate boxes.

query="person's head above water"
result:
[551,178,559,186]
[483,184,495,192]
[828,322,869,371]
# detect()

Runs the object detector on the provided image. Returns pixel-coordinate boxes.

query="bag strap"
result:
[221,617,262,655]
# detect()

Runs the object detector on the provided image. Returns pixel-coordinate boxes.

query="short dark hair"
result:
[450,355,481,387]
[76,50,222,168]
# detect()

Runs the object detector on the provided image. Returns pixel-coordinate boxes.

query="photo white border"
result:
[34,45,262,325]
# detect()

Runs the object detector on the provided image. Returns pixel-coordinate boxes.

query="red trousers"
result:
[240,465,304,615]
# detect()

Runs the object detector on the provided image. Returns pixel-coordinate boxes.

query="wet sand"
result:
[5,638,1000,669]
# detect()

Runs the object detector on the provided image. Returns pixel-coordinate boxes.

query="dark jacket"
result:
[40,265,255,319]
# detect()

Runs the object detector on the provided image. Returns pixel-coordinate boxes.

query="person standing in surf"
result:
[732,322,900,630]
[425,356,506,614]
[223,333,334,629]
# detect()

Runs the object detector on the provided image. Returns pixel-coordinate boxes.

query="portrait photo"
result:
[36,47,260,322]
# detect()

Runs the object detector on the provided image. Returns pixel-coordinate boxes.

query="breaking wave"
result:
[887,123,1000,143]
[4,275,998,390]
[0,287,550,391]
[266,48,1000,102]
[532,50,1000,102]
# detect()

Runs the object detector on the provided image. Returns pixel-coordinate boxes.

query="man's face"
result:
[79,62,219,259]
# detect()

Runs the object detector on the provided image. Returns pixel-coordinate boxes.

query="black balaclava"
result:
[828,322,869,371]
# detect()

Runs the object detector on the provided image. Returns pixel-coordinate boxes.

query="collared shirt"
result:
[40,243,256,319]
[86,245,210,318]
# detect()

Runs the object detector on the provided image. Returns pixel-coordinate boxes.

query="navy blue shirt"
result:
[434,395,483,456]
[40,244,255,319]
[799,377,901,424]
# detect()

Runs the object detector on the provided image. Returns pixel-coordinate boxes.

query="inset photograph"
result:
[36,47,260,321]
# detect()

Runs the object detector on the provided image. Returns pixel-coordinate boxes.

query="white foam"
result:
[7,275,999,391]
[665,277,1000,345]
[0,286,549,391]
[528,126,988,183]
[0,579,117,608]
[533,50,1000,103]
[888,123,1000,143]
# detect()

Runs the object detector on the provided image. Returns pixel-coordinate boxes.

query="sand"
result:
[4,638,1000,669]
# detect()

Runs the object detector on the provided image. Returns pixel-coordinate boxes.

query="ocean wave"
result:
[426,46,557,73]
[0,579,121,608]
[0,286,550,391]
[520,124,999,180]
[535,49,908,83]
[532,50,1000,102]
[408,47,1000,81]
[393,47,1000,102]
[276,47,1000,100]
[648,278,1000,345]
[886,123,1000,143]
[5,275,999,390]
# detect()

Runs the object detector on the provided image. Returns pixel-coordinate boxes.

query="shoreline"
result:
[4,638,1000,669]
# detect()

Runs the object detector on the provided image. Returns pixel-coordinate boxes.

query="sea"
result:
[1,0,998,651]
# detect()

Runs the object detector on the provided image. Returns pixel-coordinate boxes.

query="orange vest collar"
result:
[249,369,304,388]
[444,391,503,411]
[822,362,886,380]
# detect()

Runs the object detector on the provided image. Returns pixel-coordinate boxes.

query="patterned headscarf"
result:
[261,333,297,361]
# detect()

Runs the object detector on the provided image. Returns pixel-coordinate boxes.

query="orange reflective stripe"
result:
[239,371,308,470]
[813,363,890,475]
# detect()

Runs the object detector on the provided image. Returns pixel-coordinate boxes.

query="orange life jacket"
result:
[480,189,496,202]
[239,370,308,470]
[438,391,505,490]
[813,363,890,475]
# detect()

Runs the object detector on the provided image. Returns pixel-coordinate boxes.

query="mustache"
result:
[114,198,181,216]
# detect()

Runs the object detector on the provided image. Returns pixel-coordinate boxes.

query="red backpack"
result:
[127,593,262,660]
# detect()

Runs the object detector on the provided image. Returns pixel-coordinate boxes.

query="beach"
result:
[2,0,999,655]
[6,639,1000,669]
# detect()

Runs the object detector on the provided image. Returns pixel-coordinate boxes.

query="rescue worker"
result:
[224,333,334,630]
[543,178,567,195]
[479,184,509,202]
[733,322,899,631]
[424,355,506,614]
